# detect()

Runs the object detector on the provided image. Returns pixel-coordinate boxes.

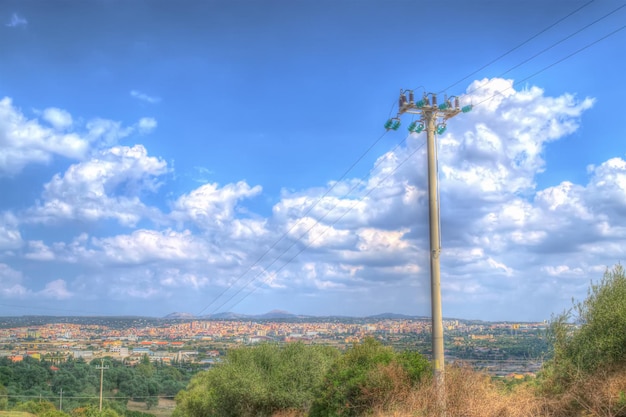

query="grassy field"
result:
[0,412,38,417]
[126,399,176,417]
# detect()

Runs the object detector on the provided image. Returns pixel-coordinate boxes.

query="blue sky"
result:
[0,1,625,321]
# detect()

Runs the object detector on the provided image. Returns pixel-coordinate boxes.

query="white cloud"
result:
[25,241,55,261]
[0,263,28,297]
[130,90,161,104]
[0,97,88,175]
[85,118,133,148]
[42,108,73,130]
[6,13,27,28]
[3,78,624,320]
[0,97,159,176]
[28,144,168,226]
[0,212,22,250]
[138,117,157,134]
[39,279,72,299]
[91,229,210,265]
[172,181,263,228]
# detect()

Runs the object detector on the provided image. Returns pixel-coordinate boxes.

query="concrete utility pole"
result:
[385,90,471,414]
[96,359,109,411]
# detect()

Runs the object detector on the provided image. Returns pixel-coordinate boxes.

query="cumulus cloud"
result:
[3,78,625,320]
[42,108,73,130]
[0,98,159,176]
[24,240,55,261]
[0,98,88,175]
[0,263,28,297]
[255,78,601,313]
[28,145,168,226]
[171,181,263,228]
[91,229,210,265]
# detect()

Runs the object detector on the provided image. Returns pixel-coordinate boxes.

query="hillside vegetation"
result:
[0,265,624,417]
[172,264,626,417]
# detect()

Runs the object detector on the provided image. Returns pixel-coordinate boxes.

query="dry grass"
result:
[267,364,626,417]
[371,365,552,417]
[0,412,37,417]
[127,398,177,417]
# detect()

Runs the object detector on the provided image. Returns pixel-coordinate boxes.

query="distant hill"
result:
[366,312,424,320]
[199,310,313,320]
[164,312,195,319]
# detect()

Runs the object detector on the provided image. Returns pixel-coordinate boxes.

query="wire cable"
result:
[439,0,596,93]
[463,3,626,99]
[470,23,626,109]
[195,129,391,316]
[218,20,626,316]
[215,139,428,314]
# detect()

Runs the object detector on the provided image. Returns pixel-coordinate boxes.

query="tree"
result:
[174,343,337,417]
[0,384,7,411]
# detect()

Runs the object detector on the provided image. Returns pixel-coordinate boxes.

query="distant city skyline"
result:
[0,1,625,321]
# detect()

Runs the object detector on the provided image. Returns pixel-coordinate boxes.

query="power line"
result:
[470,23,626,109]
[0,394,175,400]
[215,139,429,315]
[217,21,626,316]
[195,130,392,316]
[439,0,596,93]
[464,3,626,99]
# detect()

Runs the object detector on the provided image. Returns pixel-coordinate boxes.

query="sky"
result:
[0,1,625,321]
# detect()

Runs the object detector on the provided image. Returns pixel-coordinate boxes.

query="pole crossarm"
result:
[385,89,472,134]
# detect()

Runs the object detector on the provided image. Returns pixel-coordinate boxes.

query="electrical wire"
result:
[462,3,626,99]
[214,139,428,314]
[195,129,392,316]
[470,23,626,109]
[439,0,596,93]
[218,19,626,316]
[2,3,621,319]
[0,394,176,399]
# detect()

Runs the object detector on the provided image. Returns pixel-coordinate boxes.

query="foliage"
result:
[174,342,338,417]
[0,355,196,415]
[70,405,120,417]
[309,338,430,417]
[540,264,626,416]
[547,264,626,381]
[13,401,58,416]
[0,384,8,411]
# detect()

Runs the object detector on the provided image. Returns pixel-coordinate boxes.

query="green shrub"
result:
[310,338,430,416]
[174,343,337,417]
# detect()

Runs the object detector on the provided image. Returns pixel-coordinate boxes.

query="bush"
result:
[541,264,626,416]
[310,338,430,417]
[547,264,626,382]
[174,343,337,417]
